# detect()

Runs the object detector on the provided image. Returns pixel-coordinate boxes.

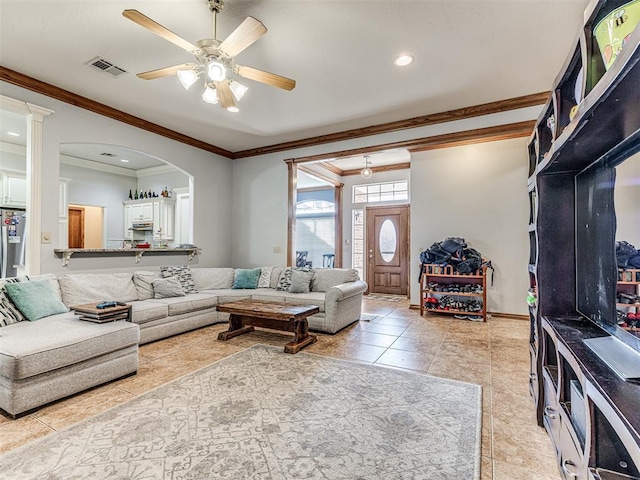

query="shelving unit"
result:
[617,268,640,334]
[528,1,640,479]
[419,264,487,321]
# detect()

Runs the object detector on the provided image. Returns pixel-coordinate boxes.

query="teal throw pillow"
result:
[5,280,69,321]
[232,268,262,289]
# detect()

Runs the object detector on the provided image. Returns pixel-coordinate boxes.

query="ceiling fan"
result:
[122,0,296,111]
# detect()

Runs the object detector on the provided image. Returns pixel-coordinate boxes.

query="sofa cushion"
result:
[59,273,139,308]
[289,269,314,294]
[133,271,161,300]
[232,268,261,289]
[257,266,274,288]
[250,290,287,303]
[145,293,217,316]
[204,289,252,305]
[276,267,313,292]
[129,301,169,325]
[270,267,283,289]
[0,314,139,380]
[5,280,68,321]
[190,268,234,290]
[284,292,326,312]
[152,277,185,298]
[160,265,197,294]
[311,268,359,292]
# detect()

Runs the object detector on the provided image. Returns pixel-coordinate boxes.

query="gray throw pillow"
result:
[289,269,314,294]
[160,265,197,294]
[152,277,186,298]
[133,271,161,300]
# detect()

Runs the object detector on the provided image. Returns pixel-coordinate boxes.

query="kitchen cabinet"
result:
[123,197,175,242]
[1,172,27,208]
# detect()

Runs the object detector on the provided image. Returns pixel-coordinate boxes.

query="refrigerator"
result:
[0,209,26,278]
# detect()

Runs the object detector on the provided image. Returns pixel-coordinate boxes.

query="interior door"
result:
[68,207,84,248]
[366,205,409,295]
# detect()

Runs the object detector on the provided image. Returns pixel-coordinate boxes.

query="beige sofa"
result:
[0,267,366,417]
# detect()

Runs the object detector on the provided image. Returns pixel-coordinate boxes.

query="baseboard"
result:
[409,304,420,310]
[489,312,528,320]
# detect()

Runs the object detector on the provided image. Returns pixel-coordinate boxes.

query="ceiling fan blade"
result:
[234,65,296,91]
[123,9,198,53]
[137,63,194,80]
[215,80,237,109]
[218,17,267,58]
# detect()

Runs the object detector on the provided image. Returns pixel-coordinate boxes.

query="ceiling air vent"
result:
[100,152,117,157]
[85,56,128,78]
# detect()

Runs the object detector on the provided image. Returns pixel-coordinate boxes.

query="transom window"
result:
[353,180,408,203]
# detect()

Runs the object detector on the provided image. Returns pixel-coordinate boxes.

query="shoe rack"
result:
[419,264,487,322]
[618,269,640,332]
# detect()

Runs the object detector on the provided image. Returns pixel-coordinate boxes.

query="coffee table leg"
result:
[218,314,254,341]
[284,319,317,354]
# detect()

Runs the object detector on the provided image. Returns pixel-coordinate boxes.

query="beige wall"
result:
[410,138,530,315]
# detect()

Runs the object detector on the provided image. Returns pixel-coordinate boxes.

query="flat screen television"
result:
[577,149,640,363]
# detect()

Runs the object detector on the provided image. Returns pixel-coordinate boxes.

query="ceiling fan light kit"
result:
[122,0,295,112]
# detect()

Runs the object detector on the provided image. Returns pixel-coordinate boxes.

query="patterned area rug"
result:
[0,345,482,479]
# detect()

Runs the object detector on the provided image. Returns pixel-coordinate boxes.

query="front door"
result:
[366,205,409,295]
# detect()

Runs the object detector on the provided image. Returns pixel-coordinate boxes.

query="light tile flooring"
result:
[0,296,560,479]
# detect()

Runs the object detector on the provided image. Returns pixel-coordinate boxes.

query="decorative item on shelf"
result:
[134,189,139,199]
[360,156,373,179]
[162,187,169,197]
[128,189,133,200]
[594,0,640,71]
[526,288,537,307]
[546,114,555,133]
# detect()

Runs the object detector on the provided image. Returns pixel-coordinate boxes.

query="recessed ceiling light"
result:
[120,159,130,163]
[227,106,239,113]
[6,132,20,137]
[394,55,414,67]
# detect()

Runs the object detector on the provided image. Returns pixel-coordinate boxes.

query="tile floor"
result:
[0,296,560,479]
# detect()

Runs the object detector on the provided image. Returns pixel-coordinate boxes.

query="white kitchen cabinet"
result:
[1,172,27,208]
[130,202,153,222]
[123,204,133,240]
[153,198,175,241]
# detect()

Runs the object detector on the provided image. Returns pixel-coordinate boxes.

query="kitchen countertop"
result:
[53,247,199,266]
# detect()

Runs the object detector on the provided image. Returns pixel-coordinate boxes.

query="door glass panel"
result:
[379,219,397,262]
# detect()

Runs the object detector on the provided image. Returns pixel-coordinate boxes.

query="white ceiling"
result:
[0,0,590,153]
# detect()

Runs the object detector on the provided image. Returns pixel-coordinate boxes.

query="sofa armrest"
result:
[326,280,367,302]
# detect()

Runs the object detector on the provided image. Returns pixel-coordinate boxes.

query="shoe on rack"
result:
[467,315,483,321]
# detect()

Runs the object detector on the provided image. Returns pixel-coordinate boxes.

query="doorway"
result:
[68,207,84,248]
[366,205,409,295]
[68,204,104,248]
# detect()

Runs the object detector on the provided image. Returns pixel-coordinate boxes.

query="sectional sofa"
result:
[0,266,367,417]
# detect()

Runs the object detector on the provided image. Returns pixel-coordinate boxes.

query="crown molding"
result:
[1,66,546,161]
[0,66,233,158]
[136,164,178,177]
[0,141,25,156]
[60,154,137,177]
[291,120,536,164]
[233,92,548,159]
[340,162,411,177]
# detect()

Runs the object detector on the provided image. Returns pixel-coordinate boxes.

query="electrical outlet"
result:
[41,232,52,244]
[273,246,281,253]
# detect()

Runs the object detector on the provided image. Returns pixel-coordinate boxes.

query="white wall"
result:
[410,139,530,315]
[0,81,233,275]
[61,162,136,244]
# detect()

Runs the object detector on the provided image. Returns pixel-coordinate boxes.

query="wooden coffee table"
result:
[217,299,320,354]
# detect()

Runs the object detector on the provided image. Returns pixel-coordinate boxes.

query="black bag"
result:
[420,242,451,265]
[616,241,639,269]
[455,248,482,274]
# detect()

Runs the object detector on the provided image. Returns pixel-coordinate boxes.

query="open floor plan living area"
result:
[1,0,640,479]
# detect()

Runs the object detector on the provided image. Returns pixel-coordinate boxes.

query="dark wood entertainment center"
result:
[528,1,640,479]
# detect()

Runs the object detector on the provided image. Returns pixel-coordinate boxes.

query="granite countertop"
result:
[54,247,197,253]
